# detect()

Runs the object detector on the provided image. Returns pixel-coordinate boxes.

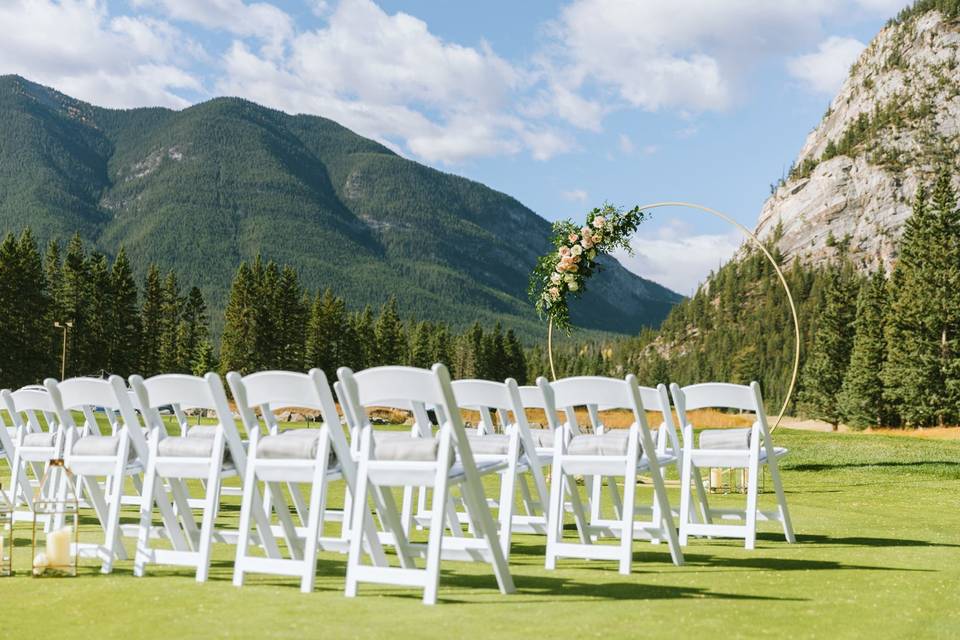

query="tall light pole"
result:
[53,321,73,380]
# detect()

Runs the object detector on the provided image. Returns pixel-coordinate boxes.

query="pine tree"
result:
[44,239,63,376]
[432,325,453,371]
[0,234,21,386]
[409,321,433,368]
[192,340,217,376]
[374,296,405,365]
[351,306,376,370]
[178,287,209,373]
[86,252,112,377]
[140,264,164,376]
[273,266,306,370]
[107,247,141,376]
[483,322,508,380]
[60,234,90,376]
[503,329,527,384]
[220,262,258,375]
[16,230,53,384]
[798,264,857,428]
[839,267,889,428]
[159,271,183,372]
[252,258,280,369]
[883,176,960,426]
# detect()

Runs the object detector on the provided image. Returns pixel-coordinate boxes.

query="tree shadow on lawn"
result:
[784,532,960,548]
[787,461,960,472]
[422,572,805,604]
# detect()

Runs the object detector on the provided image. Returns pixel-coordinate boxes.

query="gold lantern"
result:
[0,483,12,577]
[31,459,79,577]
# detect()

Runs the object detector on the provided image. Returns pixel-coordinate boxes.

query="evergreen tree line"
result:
[0,231,212,388]
[219,256,528,383]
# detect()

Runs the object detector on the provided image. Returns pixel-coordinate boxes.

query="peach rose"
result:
[568,233,579,243]
[548,286,560,299]
[592,216,606,228]
[558,245,571,256]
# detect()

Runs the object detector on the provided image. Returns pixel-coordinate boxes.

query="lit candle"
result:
[46,527,72,568]
[33,552,48,575]
[710,468,723,490]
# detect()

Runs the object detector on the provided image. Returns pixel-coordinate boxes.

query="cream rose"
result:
[568,281,579,292]
[592,216,606,228]
[571,244,583,256]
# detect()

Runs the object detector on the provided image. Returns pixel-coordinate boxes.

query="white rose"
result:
[571,244,583,256]
[550,272,562,284]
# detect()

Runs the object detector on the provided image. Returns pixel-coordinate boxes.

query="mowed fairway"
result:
[1,428,958,639]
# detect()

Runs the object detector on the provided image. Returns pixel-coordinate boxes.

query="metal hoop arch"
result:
[546,201,800,432]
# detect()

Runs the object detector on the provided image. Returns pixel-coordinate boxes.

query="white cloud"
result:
[787,36,866,95]
[618,134,634,154]
[137,0,293,57]
[642,144,659,156]
[614,222,741,294]
[561,189,589,203]
[213,0,574,163]
[0,0,201,108]
[537,0,838,129]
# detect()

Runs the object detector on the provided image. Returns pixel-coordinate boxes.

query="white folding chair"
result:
[540,375,683,574]
[450,378,551,551]
[1,386,64,522]
[585,384,710,542]
[230,368,387,592]
[131,372,249,582]
[44,375,169,572]
[337,364,515,605]
[671,381,795,549]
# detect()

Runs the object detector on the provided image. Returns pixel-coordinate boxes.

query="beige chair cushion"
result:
[528,429,555,448]
[372,432,442,461]
[22,432,56,448]
[699,428,751,450]
[258,429,334,462]
[186,425,218,439]
[157,436,231,465]
[73,435,119,456]
[466,433,511,456]
[567,430,633,456]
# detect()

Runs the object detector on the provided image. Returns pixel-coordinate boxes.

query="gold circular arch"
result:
[546,201,800,431]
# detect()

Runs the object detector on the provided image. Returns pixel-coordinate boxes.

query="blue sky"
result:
[0,0,911,293]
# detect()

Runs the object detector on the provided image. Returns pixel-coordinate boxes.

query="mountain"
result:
[756,3,960,270]
[0,75,681,338]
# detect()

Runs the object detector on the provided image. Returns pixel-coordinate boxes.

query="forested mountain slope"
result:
[0,75,680,338]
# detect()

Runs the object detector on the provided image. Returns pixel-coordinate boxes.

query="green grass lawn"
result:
[1,428,958,639]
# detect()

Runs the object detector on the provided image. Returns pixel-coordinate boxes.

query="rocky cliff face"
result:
[756,10,960,270]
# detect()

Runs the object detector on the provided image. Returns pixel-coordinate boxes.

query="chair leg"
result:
[619,451,638,575]
[545,446,565,570]
[135,443,160,577]
[745,460,760,550]
[195,456,223,582]
[300,437,330,593]
[345,447,372,598]
[679,449,693,547]
[767,458,796,543]
[422,470,450,605]
[101,452,129,573]
[692,464,712,524]
[233,439,261,587]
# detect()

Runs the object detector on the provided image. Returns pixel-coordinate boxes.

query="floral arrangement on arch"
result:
[529,204,648,331]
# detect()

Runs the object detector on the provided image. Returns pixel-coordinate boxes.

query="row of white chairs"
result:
[0,364,794,604]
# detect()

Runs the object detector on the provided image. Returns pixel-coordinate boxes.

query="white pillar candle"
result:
[710,468,723,490]
[46,527,72,567]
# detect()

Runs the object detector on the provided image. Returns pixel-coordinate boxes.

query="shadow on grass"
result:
[786,532,960,548]
[787,461,960,472]
[423,572,805,604]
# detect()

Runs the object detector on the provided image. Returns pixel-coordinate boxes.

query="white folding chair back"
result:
[338,364,514,605]
[45,375,152,572]
[670,381,795,549]
[538,375,683,574]
[131,372,243,582]
[230,369,380,593]
[451,378,551,547]
[1,386,63,518]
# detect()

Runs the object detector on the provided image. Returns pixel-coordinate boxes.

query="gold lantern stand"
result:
[545,201,801,492]
[31,459,79,577]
